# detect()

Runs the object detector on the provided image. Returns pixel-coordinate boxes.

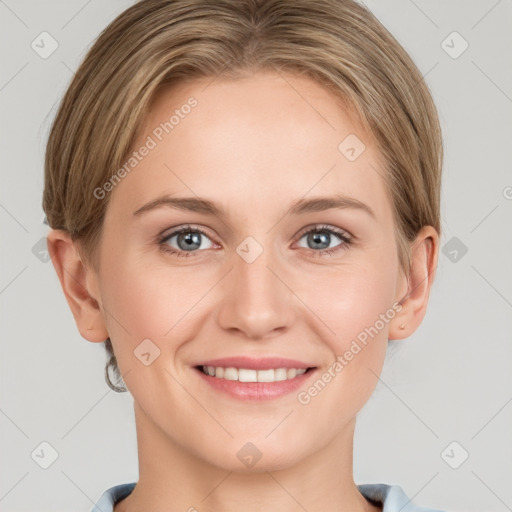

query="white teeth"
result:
[201,366,309,382]
[223,367,238,381]
[238,368,257,382]
[274,368,287,381]
[257,369,275,382]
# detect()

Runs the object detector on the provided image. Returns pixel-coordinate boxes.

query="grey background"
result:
[1,1,511,511]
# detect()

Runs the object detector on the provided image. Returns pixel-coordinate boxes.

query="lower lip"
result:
[194,367,316,401]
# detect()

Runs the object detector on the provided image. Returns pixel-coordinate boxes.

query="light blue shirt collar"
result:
[91,482,445,511]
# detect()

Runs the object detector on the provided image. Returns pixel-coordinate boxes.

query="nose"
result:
[215,245,296,340]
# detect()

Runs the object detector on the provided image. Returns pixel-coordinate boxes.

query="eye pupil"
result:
[309,231,330,249]
[178,232,201,251]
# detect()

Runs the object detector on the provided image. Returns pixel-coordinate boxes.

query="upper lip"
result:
[194,356,315,371]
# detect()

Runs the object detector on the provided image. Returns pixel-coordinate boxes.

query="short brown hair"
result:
[43,0,443,392]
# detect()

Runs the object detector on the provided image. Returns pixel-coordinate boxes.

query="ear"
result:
[389,225,439,340]
[46,229,109,343]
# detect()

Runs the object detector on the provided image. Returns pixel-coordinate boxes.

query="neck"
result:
[115,402,381,512]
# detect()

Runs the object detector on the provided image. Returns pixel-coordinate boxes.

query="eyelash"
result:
[158,224,353,258]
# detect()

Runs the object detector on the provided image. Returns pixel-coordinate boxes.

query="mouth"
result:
[195,365,316,383]
[192,357,318,401]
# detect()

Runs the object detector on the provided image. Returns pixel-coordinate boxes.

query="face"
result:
[90,71,408,471]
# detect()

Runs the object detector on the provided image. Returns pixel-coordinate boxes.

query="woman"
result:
[44,0,444,510]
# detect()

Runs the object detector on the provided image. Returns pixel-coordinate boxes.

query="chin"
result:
[198,436,308,474]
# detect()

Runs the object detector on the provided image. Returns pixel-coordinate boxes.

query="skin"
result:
[47,71,439,512]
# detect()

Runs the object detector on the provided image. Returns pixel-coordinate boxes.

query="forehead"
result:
[107,71,392,224]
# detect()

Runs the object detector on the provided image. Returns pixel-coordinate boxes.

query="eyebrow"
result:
[132,194,375,219]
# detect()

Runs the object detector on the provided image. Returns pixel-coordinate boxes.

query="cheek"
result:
[300,255,398,399]
[308,260,398,347]
[293,265,395,429]
[98,250,217,357]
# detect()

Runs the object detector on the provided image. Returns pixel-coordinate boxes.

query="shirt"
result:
[91,482,445,511]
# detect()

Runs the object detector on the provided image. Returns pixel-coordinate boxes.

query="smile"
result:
[193,356,317,400]
[200,365,308,382]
